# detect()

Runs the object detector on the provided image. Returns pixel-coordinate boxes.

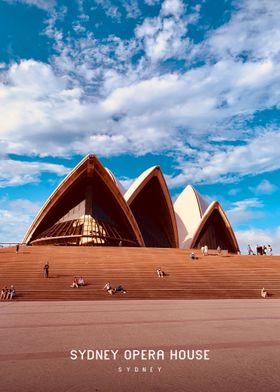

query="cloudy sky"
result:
[0,0,280,253]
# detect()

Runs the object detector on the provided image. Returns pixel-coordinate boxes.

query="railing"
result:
[0,243,23,248]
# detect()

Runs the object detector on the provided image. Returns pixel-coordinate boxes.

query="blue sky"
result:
[0,0,280,253]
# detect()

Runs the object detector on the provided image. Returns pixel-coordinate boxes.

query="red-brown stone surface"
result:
[0,246,280,300]
[0,299,280,392]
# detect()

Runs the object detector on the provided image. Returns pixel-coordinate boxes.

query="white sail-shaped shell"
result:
[174,185,209,249]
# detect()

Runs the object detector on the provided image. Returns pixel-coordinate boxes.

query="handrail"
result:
[0,242,24,247]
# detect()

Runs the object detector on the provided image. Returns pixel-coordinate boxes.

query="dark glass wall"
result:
[130,177,176,248]
[193,209,237,253]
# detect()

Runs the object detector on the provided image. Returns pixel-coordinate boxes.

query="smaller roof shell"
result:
[125,166,179,248]
[174,185,209,249]
[190,200,239,252]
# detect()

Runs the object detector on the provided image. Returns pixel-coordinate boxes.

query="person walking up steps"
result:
[247,244,253,255]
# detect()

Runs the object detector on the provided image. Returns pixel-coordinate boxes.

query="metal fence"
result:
[0,243,22,248]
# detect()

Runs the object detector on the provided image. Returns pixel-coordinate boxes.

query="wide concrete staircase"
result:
[0,246,280,300]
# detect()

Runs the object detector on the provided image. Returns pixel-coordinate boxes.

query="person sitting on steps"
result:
[190,252,196,260]
[115,285,126,294]
[0,286,8,300]
[261,288,268,298]
[78,277,85,286]
[104,282,114,295]
[6,285,16,300]
[70,278,79,288]
[156,268,164,277]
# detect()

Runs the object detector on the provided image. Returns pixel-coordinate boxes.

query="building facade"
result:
[23,155,239,253]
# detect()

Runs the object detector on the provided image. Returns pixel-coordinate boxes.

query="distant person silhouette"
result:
[261,288,268,298]
[267,245,273,256]
[190,252,196,260]
[247,244,253,255]
[43,262,49,278]
[204,245,208,256]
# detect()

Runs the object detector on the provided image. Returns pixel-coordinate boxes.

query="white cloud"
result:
[236,227,280,255]
[161,0,184,18]
[0,59,188,158]
[251,179,278,194]
[135,0,192,62]
[94,0,121,20]
[76,0,89,21]
[0,208,31,243]
[192,4,201,12]
[196,130,280,180]
[123,0,141,19]
[205,0,280,62]
[8,199,41,214]
[144,0,159,5]
[1,0,280,188]
[0,158,69,187]
[166,129,280,186]
[43,5,67,42]
[0,60,100,156]
[0,198,41,243]
[1,50,280,182]
[4,0,56,11]
[228,188,241,196]
[226,198,264,225]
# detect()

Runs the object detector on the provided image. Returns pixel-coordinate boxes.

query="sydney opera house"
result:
[23,155,239,253]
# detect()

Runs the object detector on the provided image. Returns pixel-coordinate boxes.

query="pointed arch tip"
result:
[125,166,165,204]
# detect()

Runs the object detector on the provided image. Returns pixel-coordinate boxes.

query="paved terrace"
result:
[0,300,280,392]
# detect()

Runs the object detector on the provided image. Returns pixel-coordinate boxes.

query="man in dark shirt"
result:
[43,262,49,278]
